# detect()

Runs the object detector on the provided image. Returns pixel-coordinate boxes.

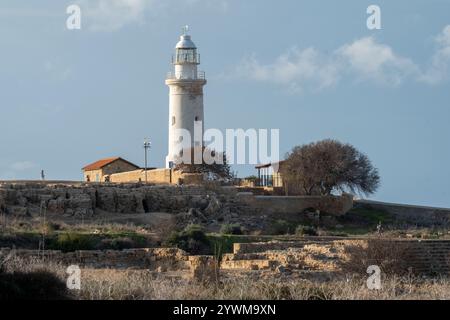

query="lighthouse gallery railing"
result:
[166,71,206,80]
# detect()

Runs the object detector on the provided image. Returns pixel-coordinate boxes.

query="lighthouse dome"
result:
[176,35,196,49]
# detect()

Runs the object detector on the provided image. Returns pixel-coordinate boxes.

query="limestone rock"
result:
[204,196,221,216]
[189,255,219,283]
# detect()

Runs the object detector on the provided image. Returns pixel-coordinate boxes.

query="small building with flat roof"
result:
[255,161,285,187]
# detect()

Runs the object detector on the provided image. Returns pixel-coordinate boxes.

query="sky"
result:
[0,0,449,207]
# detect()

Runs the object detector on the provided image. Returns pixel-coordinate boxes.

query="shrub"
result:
[269,220,296,235]
[0,271,70,300]
[295,225,318,236]
[39,221,60,235]
[96,237,136,250]
[167,224,210,254]
[220,224,243,235]
[340,239,412,275]
[50,233,94,252]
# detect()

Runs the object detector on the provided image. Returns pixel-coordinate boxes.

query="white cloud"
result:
[78,0,153,31]
[234,27,450,93]
[419,25,450,84]
[0,8,60,18]
[337,37,419,86]
[237,47,340,93]
[78,0,229,31]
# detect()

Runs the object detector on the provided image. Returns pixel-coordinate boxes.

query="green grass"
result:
[49,233,95,252]
[332,206,396,235]
[48,231,150,252]
[206,234,304,254]
[331,227,371,235]
[348,207,395,224]
[207,234,254,253]
[0,230,152,252]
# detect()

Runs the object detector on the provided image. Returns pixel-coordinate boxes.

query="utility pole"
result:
[143,138,151,184]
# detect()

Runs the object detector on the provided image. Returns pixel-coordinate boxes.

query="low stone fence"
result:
[228,238,450,275]
[237,192,353,216]
[0,247,221,282]
[109,169,203,185]
[355,200,450,227]
[0,247,190,271]
[3,238,450,277]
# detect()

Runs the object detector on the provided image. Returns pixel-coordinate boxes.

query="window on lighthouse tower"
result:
[172,116,176,126]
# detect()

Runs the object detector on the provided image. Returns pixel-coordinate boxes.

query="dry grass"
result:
[2,257,449,300]
[338,239,413,275]
[75,269,450,300]
[0,217,152,235]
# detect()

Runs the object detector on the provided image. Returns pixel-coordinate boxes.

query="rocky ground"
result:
[0,182,271,234]
[2,182,450,300]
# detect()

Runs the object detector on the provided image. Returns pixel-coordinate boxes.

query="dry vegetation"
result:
[78,270,450,300]
[59,271,450,300]
[2,202,450,300]
[2,257,450,300]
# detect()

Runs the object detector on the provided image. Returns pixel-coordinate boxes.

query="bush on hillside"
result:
[167,224,210,254]
[220,223,244,235]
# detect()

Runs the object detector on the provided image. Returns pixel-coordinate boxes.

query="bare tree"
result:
[174,146,232,179]
[280,139,380,196]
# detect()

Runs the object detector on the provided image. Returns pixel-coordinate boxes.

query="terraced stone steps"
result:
[220,239,342,272]
[220,238,450,274]
[221,259,277,270]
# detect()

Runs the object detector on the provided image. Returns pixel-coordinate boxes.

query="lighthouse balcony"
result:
[166,70,206,80]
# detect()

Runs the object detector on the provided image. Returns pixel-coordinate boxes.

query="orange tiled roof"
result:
[82,157,139,171]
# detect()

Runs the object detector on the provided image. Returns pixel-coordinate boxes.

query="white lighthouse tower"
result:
[165,26,207,168]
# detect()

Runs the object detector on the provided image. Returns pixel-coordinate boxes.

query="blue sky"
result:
[0,0,449,207]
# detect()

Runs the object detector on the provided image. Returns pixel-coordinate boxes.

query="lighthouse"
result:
[165,26,207,168]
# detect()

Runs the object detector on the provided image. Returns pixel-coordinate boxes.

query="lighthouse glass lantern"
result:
[170,26,203,80]
[174,47,199,64]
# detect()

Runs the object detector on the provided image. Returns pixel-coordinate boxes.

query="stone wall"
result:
[0,247,190,270]
[108,169,144,183]
[0,183,224,217]
[227,238,450,275]
[355,199,450,227]
[83,169,103,183]
[0,247,219,281]
[1,237,449,276]
[237,192,354,216]
[108,168,203,185]
[0,183,355,231]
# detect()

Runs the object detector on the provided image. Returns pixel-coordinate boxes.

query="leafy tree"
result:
[280,139,380,196]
